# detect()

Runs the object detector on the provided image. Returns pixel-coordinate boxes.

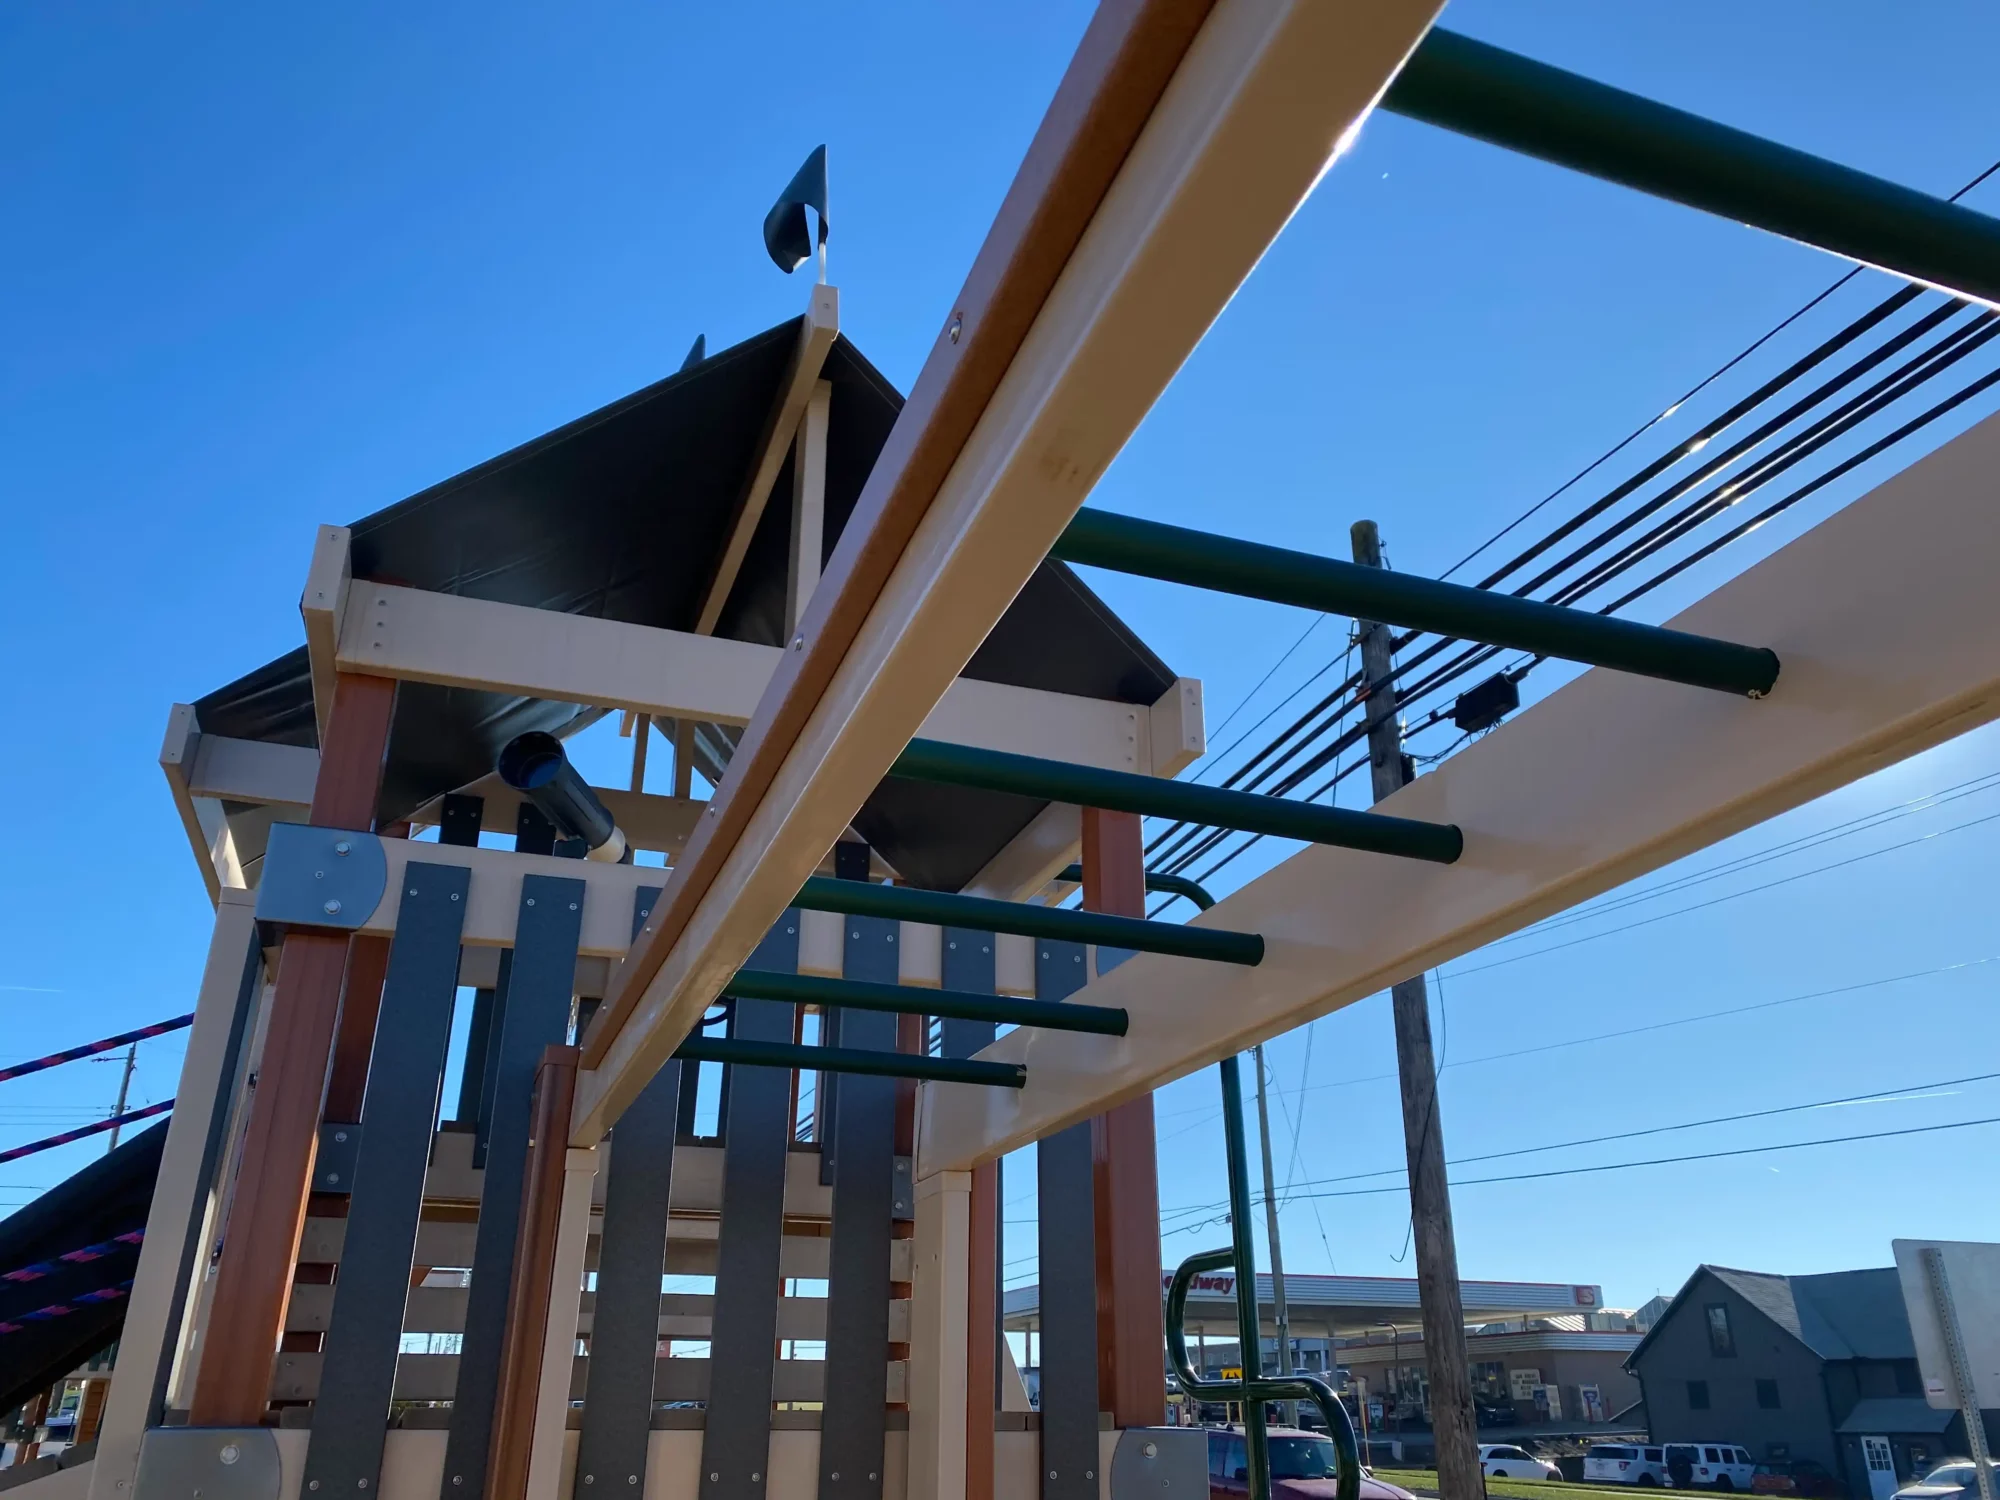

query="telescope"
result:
[495,732,628,863]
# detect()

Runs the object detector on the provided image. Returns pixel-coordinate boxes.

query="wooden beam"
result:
[301,525,353,747]
[337,578,1172,772]
[919,408,2000,1173]
[189,671,396,1425]
[572,0,1446,1143]
[787,380,832,633]
[160,704,222,905]
[1083,809,1164,1429]
[695,285,840,636]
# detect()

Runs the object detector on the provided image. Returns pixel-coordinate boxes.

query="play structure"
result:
[8,3,2000,1500]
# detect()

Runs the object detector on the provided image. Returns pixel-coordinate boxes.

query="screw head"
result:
[450,892,460,901]
[792,635,805,651]
[570,902,579,911]
[323,899,342,915]
[628,1478,638,1487]
[1144,1442,1158,1458]
[527,897,536,906]
[334,841,351,856]
[325,1172,340,1185]
[583,1477,594,1486]
[948,312,963,344]
[310,1484,320,1492]
[219,1445,240,1466]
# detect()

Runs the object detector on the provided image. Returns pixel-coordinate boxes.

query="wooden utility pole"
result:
[1351,520,1479,1500]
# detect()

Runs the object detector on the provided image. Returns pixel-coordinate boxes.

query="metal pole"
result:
[1220,1055,1273,1500]
[1252,1044,1297,1427]
[1921,1248,1998,1500]
[1352,521,1482,1500]
[1382,29,2000,311]
[1052,507,1779,696]
[105,1044,137,1154]
[891,737,1463,863]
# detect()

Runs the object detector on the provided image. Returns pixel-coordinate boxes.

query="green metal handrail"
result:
[891,739,1463,864]
[1164,1054,1362,1500]
[1384,29,2000,310]
[1055,864,1216,911]
[1053,508,1779,697]
[721,968,1127,1037]
[791,876,1264,966]
[673,1035,1025,1088]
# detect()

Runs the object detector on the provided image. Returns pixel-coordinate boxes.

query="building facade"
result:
[1628,1264,1999,1498]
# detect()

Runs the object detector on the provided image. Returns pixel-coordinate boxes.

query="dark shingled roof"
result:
[195,317,1175,891]
[1629,1263,1916,1370]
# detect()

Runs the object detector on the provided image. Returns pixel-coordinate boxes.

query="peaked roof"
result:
[193,317,1175,891]
[1628,1264,1915,1368]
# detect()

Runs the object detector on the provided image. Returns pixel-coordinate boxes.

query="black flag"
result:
[762,144,829,274]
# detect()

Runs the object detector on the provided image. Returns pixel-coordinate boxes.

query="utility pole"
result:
[1351,520,1480,1500]
[105,1044,137,1154]
[1252,1043,1296,1426]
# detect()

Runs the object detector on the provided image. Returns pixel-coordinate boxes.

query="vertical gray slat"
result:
[455,989,494,1124]
[441,873,586,1500]
[939,929,1003,1409]
[304,862,470,1496]
[698,913,802,1500]
[1036,939,1099,1500]
[472,951,513,1168]
[816,916,900,1500]
[816,1003,840,1186]
[576,887,677,1493]
[148,925,264,1427]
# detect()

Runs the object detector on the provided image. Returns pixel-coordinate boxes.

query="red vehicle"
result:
[1206,1427,1419,1500]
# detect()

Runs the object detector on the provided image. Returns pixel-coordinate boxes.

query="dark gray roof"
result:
[1629,1264,1915,1369]
[194,316,1175,890]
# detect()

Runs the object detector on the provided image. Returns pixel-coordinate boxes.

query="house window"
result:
[1757,1379,1781,1409]
[1706,1304,1736,1357]
[1688,1380,1711,1410]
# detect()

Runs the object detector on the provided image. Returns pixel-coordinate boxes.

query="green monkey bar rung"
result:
[791,876,1264,966]
[1055,863,1216,911]
[673,1035,1026,1089]
[1383,29,2000,310]
[1052,508,1780,698]
[721,968,1127,1037]
[892,738,1463,864]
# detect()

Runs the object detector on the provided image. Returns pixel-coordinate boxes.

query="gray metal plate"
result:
[1037,940,1100,1500]
[1109,1428,1207,1499]
[313,1121,361,1194]
[134,1427,281,1500]
[254,824,386,930]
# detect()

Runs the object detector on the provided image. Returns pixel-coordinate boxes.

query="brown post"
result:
[965,1160,999,1500]
[1082,807,1165,1428]
[323,935,391,1124]
[76,1378,109,1445]
[1351,521,1480,1500]
[189,671,396,1426]
[488,1046,580,1500]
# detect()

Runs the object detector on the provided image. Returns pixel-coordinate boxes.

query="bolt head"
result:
[948,313,963,344]
[334,841,351,856]
[220,1445,240,1466]
[323,899,342,915]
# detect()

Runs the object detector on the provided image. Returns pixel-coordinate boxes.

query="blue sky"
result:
[5,0,2000,1312]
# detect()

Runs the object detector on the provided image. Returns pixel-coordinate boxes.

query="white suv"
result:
[1665,1444,1756,1491]
[1480,1445,1562,1482]
[1586,1445,1670,1485]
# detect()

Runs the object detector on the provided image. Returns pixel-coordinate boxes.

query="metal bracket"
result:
[891,1155,914,1220]
[133,1426,282,1500]
[255,824,386,930]
[314,1120,362,1193]
[1110,1428,1207,1499]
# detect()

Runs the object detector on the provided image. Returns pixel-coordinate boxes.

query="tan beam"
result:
[301,524,353,746]
[573,0,1447,1143]
[336,576,1179,772]
[920,408,2000,1173]
[695,285,840,635]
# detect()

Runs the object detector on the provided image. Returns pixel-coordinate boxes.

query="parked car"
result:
[1587,1444,1670,1486]
[1207,1427,1419,1499]
[1665,1444,1757,1491]
[1481,1444,1562,1482]
[1894,1460,2000,1500]
[1752,1459,1839,1497]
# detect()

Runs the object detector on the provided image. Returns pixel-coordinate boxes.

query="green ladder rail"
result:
[1383,29,2000,310]
[1165,1052,1362,1500]
[1053,508,1779,698]
[673,1035,1025,1089]
[791,875,1264,966]
[891,739,1463,864]
[721,968,1127,1037]
[1055,863,1215,912]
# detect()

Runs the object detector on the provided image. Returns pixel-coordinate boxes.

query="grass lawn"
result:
[1374,1470,1644,1500]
